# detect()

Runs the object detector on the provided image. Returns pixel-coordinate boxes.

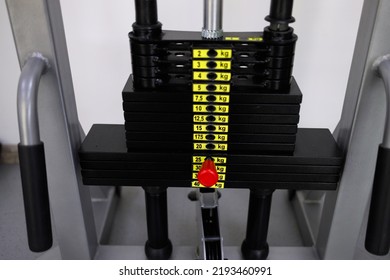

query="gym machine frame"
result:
[6,0,390,259]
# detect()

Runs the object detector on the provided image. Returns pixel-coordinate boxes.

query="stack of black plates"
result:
[122,76,302,155]
[79,124,343,190]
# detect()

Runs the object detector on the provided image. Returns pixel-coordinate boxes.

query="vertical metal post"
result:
[133,0,162,37]
[265,0,295,31]
[241,189,274,260]
[6,0,98,259]
[316,0,390,259]
[202,0,223,39]
[143,187,172,260]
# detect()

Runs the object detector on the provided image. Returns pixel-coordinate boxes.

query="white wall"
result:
[0,0,364,145]
[0,0,21,145]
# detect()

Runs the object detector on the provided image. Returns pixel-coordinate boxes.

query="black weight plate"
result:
[79,125,343,166]
[82,177,336,191]
[125,132,296,143]
[80,161,341,174]
[82,169,339,183]
[123,102,300,115]
[124,112,299,125]
[124,122,297,134]
[125,140,295,153]
[122,76,303,103]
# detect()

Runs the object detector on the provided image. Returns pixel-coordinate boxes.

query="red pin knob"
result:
[197,158,219,187]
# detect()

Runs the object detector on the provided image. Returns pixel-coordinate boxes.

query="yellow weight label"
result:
[193,94,207,103]
[193,105,229,113]
[192,164,227,172]
[215,115,229,123]
[215,95,230,103]
[192,60,231,70]
[193,105,208,113]
[216,166,227,173]
[193,133,206,140]
[193,49,232,59]
[214,157,227,164]
[192,115,230,124]
[193,94,230,103]
[193,124,228,133]
[192,156,227,164]
[193,143,228,151]
[193,115,207,123]
[248,37,263,41]
[192,156,207,163]
[193,133,228,141]
[225,37,240,41]
[193,143,209,150]
[193,115,230,124]
[192,181,225,189]
[193,124,207,132]
[193,164,202,171]
[215,134,228,141]
[191,173,226,181]
[193,72,231,81]
[215,143,228,150]
[193,84,231,93]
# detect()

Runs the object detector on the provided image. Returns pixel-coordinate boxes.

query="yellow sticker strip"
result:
[193,124,228,133]
[192,156,227,164]
[193,49,232,59]
[193,133,228,141]
[193,143,228,151]
[225,37,240,41]
[193,60,231,70]
[193,115,229,124]
[192,173,226,181]
[193,84,230,93]
[247,37,264,41]
[192,181,225,189]
[193,105,229,113]
[193,71,231,81]
[193,94,230,103]
[191,164,227,174]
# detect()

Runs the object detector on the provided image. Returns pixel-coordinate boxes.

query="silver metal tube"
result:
[202,0,223,39]
[373,54,390,148]
[17,53,49,146]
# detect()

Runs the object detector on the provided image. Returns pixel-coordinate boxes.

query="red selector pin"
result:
[197,158,219,187]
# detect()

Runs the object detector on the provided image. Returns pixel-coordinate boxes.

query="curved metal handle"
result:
[365,55,390,255]
[17,53,53,252]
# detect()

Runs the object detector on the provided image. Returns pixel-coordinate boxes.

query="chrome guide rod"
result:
[202,0,223,39]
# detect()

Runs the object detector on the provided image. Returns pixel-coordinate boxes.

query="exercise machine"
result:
[7,0,390,259]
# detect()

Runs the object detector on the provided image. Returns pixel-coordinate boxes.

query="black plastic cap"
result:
[145,239,173,260]
[241,240,269,260]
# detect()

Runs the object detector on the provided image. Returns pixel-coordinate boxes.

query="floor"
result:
[0,163,303,260]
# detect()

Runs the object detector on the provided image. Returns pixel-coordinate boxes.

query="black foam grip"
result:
[18,143,52,252]
[365,145,390,255]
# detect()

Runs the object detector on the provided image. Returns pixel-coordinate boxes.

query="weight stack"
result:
[121,29,305,189]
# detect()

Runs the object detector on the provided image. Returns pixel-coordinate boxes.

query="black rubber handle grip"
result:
[365,145,390,255]
[18,143,52,252]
